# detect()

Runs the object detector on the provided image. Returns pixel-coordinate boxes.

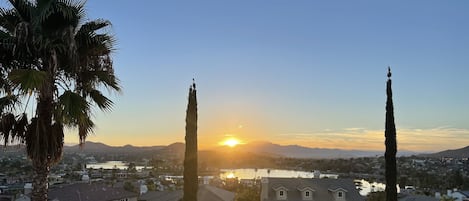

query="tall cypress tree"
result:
[183,81,198,201]
[385,67,397,201]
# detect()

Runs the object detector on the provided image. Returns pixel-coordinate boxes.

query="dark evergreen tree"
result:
[385,67,397,201]
[183,81,198,201]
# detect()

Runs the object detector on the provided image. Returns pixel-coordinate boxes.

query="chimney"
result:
[260,177,269,201]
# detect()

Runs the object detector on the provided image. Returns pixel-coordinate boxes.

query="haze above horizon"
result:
[8,1,466,152]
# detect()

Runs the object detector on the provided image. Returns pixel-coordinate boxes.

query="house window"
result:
[338,191,343,198]
[303,190,312,200]
[277,190,287,200]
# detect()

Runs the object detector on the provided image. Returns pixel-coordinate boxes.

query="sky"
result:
[4,1,468,152]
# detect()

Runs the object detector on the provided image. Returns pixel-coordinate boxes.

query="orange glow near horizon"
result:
[63,126,469,152]
[220,137,241,147]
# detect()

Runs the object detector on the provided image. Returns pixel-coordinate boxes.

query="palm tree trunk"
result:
[30,60,55,201]
[385,68,397,201]
[32,160,49,201]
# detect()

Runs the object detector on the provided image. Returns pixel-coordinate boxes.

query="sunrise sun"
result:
[222,138,240,147]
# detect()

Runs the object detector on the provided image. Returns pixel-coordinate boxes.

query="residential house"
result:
[260,177,365,201]
[48,183,138,201]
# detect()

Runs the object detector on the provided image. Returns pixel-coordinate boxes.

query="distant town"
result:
[0,141,468,201]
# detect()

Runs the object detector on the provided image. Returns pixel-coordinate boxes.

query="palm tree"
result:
[385,67,397,201]
[183,81,198,201]
[0,1,119,200]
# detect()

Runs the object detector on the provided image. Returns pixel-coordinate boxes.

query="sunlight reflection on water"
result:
[86,161,149,170]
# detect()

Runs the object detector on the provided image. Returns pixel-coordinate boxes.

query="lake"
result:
[86,161,149,170]
[219,168,393,196]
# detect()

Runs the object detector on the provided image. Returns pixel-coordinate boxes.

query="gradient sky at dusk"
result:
[7,1,467,151]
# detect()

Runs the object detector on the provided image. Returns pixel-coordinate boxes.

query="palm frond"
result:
[78,34,114,55]
[0,113,16,146]
[25,118,64,164]
[0,74,13,94]
[47,0,84,28]
[0,95,19,112]
[0,29,11,39]
[0,8,21,33]
[8,69,47,92]
[33,0,55,26]
[78,115,93,146]
[7,0,33,22]
[76,19,111,36]
[77,70,120,92]
[25,117,40,161]
[88,89,113,112]
[57,90,89,125]
[13,113,28,142]
[93,70,121,91]
[49,122,64,163]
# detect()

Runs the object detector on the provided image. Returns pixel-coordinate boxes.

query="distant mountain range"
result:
[64,141,166,153]
[3,141,467,159]
[223,141,419,159]
[2,141,466,159]
[65,141,419,159]
[421,146,469,158]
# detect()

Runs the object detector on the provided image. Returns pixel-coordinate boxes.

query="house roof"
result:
[272,184,289,191]
[328,187,348,192]
[398,194,438,201]
[199,185,235,201]
[138,190,183,201]
[139,185,235,201]
[457,191,469,197]
[48,183,138,201]
[297,185,315,192]
[263,177,365,201]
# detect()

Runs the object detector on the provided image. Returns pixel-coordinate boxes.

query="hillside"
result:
[233,141,383,159]
[422,146,469,158]
[64,141,165,153]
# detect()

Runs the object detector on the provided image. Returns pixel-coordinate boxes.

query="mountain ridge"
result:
[65,141,421,159]
[421,145,469,158]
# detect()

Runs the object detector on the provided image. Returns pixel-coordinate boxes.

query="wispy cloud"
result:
[276,127,469,152]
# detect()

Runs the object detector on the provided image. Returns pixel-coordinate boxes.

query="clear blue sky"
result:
[5,1,469,151]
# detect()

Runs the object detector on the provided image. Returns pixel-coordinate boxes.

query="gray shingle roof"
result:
[139,185,235,201]
[459,191,469,197]
[48,183,138,201]
[263,177,365,201]
[199,185,235,201]
[138,190,183,201]
[398,194,438,201]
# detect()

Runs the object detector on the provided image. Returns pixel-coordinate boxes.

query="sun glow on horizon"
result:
[221,138,241,147]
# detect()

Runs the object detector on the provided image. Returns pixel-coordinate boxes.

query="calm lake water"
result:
[220,168,392,196]
[86,161,149,170]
